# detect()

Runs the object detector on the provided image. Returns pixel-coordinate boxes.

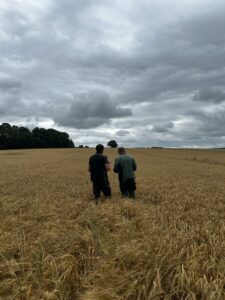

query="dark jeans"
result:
[93,180,111,199]
[119,178,136,198]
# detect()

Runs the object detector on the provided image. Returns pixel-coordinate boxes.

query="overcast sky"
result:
[1,0,225,147]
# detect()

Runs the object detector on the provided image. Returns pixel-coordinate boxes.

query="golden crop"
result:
[1,148,225,300]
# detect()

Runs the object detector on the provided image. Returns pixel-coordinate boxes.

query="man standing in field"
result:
[89,144,111,203]
[113,147,137,198]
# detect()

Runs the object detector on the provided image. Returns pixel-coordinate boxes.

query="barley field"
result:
[1,148,225,300]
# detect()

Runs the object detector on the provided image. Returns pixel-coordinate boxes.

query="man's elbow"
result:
[105,164,110,172]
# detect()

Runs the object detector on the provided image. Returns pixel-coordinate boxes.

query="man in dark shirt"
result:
[114,147,137,198]
[89,144,111,203]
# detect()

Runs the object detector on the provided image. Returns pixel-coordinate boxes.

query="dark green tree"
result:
[0,123,74,149]
[0,123,12,149]
[107,140,118,148]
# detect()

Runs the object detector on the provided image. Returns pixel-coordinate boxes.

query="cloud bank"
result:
[1,0,225,147]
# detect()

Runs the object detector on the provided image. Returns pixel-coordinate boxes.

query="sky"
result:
[0,0,225,147]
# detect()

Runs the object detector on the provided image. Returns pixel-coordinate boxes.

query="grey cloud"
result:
[181,7,225,47]
[54,90,132,129]
[0,8,29,39]
[0,95,22,115]
[0,78,22,91]
[152,122,174,133]
[114,2,225,105]
[56,117,109,130]
[0,94,54,119]
[184,108,225,138]
[115,130,131,136]
[193,88,225,103]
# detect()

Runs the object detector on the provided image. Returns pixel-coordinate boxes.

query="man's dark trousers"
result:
[119,178,136,198]
[93,180,111,199]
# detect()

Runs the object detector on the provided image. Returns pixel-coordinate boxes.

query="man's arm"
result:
[88,157,91,172]
[104,156,110,172]
[133,158,137,171]
[113,158,119,173]
[105,163,110,172]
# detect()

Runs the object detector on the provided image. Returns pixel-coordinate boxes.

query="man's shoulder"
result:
[89,153,106,161]
[119,154,134,160]
[89,154,96,160]
[89,153,98,161]
[127,154,136,161]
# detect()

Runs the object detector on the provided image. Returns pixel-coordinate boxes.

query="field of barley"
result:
[1,148,225,300]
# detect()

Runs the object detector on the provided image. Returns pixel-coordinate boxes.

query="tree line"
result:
[0,123,74,150]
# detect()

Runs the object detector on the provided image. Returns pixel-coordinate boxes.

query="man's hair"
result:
[96,144,104,153]
[118,147,126,154]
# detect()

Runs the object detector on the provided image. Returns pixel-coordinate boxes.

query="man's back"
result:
[89,144,111,201]
[89,153,108,182]
[114,154,137,181]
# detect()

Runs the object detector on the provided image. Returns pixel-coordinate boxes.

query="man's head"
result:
[118,147,126,155]
[96,144,104,154]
